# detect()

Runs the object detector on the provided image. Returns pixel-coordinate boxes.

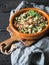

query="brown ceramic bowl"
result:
[1,8,49,53]
[10,8,49,40]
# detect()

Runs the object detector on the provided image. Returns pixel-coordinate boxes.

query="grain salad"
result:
[13,10,48,34]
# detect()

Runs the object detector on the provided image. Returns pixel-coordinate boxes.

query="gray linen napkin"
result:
[10,1,49,65]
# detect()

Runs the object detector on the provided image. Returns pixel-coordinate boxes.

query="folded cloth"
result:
[11,37,49,65]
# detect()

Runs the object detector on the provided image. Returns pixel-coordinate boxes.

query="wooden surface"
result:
[0,0,22,65]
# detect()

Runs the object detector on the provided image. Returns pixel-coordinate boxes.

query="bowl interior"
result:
[10,8,49,36]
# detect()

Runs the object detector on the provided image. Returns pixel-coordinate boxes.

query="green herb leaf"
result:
[18,27,20,31]
[29,10,36,16]
[29,10,41,17]
[21,29,25,33]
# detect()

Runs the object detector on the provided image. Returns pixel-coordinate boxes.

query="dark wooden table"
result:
[0,0,22,65]
[0,0,49,65]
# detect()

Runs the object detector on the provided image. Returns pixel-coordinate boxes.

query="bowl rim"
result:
[10,8,49,36]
